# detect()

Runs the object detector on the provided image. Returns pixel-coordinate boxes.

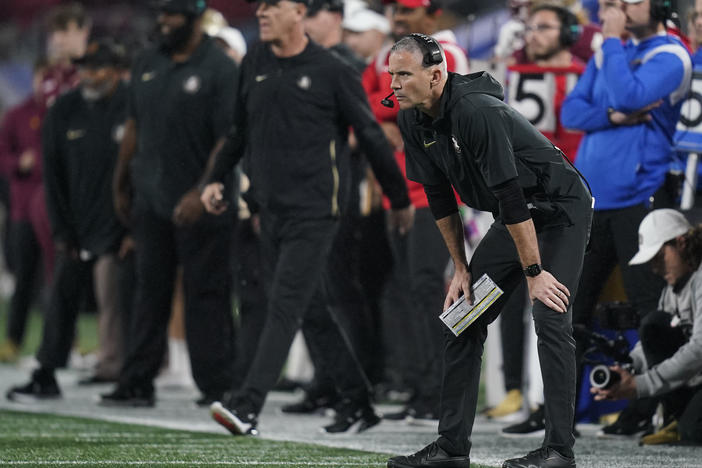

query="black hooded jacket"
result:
[399,72,591,229]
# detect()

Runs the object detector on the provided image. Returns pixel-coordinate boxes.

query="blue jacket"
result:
[562,34,691,210]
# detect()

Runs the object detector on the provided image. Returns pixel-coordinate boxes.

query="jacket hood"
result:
[447,71,505,105]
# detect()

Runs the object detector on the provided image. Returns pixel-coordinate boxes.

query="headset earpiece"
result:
[650,0,673,23]
[408,33,443,67]
[559,8,581,47]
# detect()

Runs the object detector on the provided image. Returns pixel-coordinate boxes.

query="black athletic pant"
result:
[231,218,267,391]
[384,207,449,403]
[639,311,696,421]
[118,207,235,398]
[499,280,528,392]
[573,203,664,326]
[231,212,370,415]
[437,202,592,459]
[36,252,130,370]
[302,208,386,395]
[381,208,449,396]
[6,220,40,345]
[357,210,393,384]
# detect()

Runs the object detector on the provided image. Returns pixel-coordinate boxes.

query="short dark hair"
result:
[46,2,90,33]
[529,4,580,48]
[390,36,426,66]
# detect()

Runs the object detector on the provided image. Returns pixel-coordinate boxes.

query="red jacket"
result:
[0,97,45,222]
[363,30,469,209]
[506,61,585,162]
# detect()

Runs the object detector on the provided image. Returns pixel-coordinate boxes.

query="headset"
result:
[530,4,581,48]
[408,33,444,67]
[650,0,673,23]
[380,33,444,108]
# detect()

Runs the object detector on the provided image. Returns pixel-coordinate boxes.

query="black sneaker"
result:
[597,413,652,439]
[322,401,380,434]
[210,401,259,436]
[6,369,61,402]
[387,441,470,468]
[502,405,545,438]
[502,447,575,468]
[99,385,155,407]
[281,391,338,415]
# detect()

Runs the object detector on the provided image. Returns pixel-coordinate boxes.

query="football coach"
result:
[385,33,592,468]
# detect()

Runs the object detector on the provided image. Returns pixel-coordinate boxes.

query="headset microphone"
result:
[380,91,395,108]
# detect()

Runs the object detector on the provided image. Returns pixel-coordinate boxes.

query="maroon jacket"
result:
[0,96,45,222]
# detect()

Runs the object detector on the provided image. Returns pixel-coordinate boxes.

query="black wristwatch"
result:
[524,263,542,277]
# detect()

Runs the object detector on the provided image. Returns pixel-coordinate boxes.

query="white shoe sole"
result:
[6,392,61,404]
[210,401,258,436]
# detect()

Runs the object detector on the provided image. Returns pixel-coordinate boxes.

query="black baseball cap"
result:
[307,0,344,16]
[152,0,208,15]
[72,39,128,68]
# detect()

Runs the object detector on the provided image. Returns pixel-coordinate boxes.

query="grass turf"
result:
[0,409,496,467]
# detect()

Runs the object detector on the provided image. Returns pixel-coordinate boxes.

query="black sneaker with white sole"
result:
[502,447,575,468]
[210,401,259,436]
[6,368,61,403]
[502,405,545,438]
[323,401,380,434]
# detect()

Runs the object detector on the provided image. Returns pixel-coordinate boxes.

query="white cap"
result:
[343,8,390,34]
[629,209,692,265]
[214,26,247,57]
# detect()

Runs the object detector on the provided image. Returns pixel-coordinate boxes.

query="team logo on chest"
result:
[183,75,201,94]
[297,75,311,90]
[452,135,462,154]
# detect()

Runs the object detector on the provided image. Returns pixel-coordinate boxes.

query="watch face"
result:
[525,264,541,277]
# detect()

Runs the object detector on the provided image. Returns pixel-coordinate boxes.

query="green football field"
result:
[0,409,495,468]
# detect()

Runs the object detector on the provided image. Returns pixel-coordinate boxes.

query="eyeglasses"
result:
[524,23,561,34]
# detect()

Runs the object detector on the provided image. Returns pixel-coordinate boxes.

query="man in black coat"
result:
[201,0,413,436]
[6,39,132,401]
[385,34,592,468]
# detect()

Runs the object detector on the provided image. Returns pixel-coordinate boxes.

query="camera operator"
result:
[592,209,702,446]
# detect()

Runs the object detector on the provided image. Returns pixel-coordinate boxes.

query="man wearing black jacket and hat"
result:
[201,0,413,436]
[384,35,592,468]
[6,39,132,401]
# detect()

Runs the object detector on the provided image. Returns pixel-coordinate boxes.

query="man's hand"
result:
[113,167,132,226]
[118,235,135,259]
[601,4,627,38]
[18,149,36,174]
[388,204,415,235]
[609,100,662,126]
[173,188,204,226]
[380,122,404,152]
[200,182,229,215]
[444,265,472,311]
[591,366,637,401]
[526,270,570,313]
